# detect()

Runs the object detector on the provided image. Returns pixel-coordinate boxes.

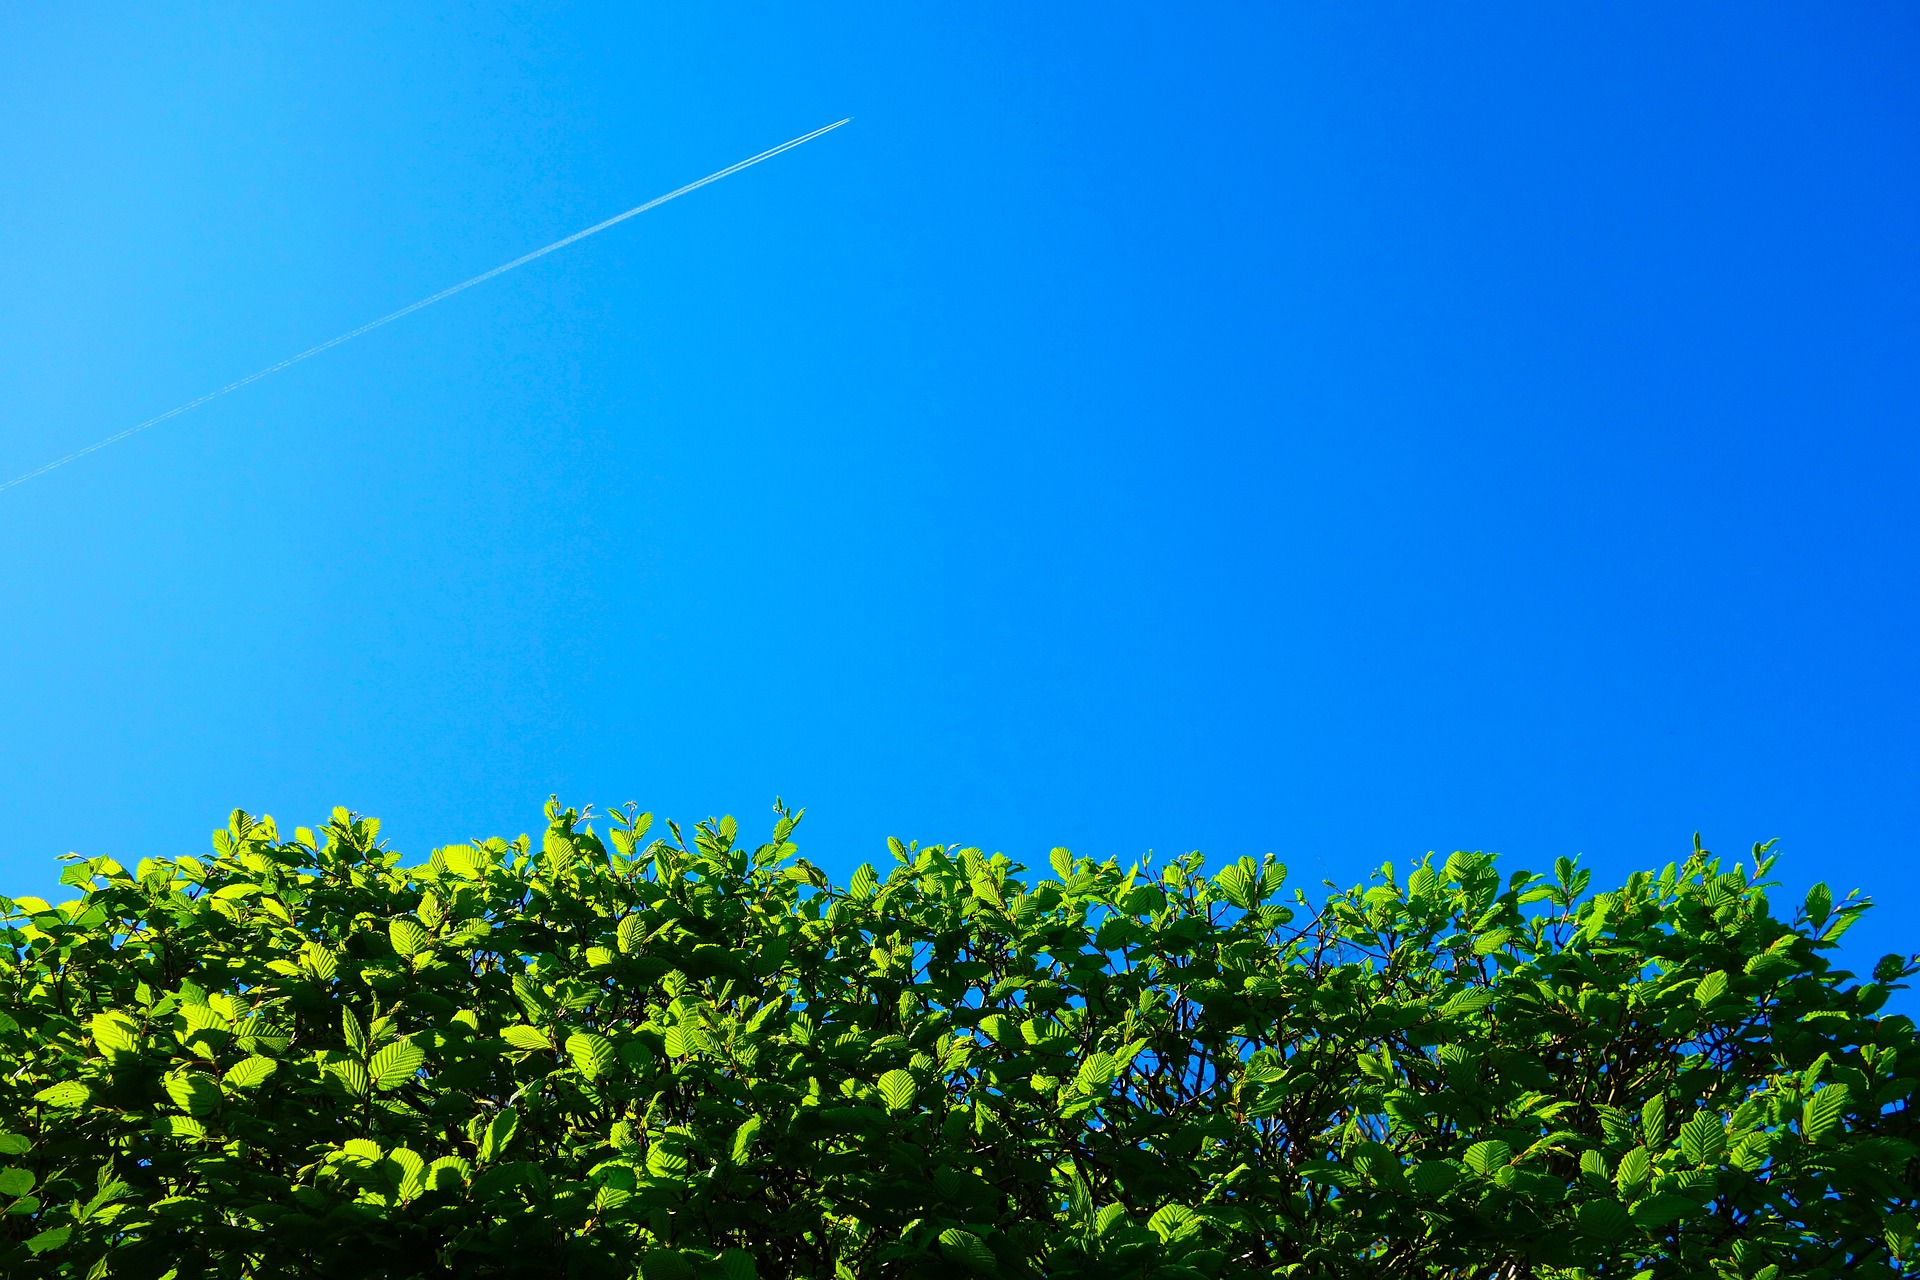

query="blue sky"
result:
[2,5,1915,969]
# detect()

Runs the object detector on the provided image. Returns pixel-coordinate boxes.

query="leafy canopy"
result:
[2,800,1917,1279]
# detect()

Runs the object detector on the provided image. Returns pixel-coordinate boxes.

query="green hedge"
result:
[1,800,1915,1278]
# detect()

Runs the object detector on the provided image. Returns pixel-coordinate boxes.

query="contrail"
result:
[1,118,850,494]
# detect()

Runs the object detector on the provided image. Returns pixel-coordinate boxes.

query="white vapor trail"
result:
[1,118,851,494]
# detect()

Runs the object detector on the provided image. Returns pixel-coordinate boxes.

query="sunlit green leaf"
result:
[33,1081,89,1109]
[1679,1111,1727,1166]
[566,1031,616,1079]
[370,1040,425,1090]
[1147,1203,1200,1242]
[222,1055,278,1090]
[389,918,432,957]
[1463,1140,1511,1175]
[878,1068,917,1113]
[90,1011,141,1058]
[1,797,1913,1277]
[501,1025,551,1052]
[1804,1084,1850,1143]
[938,1227,998,1274]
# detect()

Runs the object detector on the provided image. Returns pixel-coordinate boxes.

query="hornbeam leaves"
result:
[877,1069,917,1113]
[566,1032,616,1080]
[1,802,1915,1280]
[1575,1198,1631,1240]
[388,918,432,958]
[1642,1095,1668,1148]
[31,1082,88,1110]
[476,1107,517,1165]
[1678,1111,1727,1166]
[369,1040,425,1090]
[1463,1140,1512,1176]
[938,1227,998,1274]
[87,1013,139,1060]
[162,1072,220,1117]
[729,1115,762,1164]
[1803,1083,1850,1143]
[500,1025,551,1052]
[1147,1204,1200,1243]
[220,1056,277,1090]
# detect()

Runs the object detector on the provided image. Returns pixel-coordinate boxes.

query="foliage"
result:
[1,800,1917,1279]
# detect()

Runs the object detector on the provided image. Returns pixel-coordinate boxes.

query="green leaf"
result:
[878,1068,917,1113]
[8,796,1919,1277]
[389,918,432,957]
[1578,1149,1609,1183]
[34,1081,90,1110]
[1630,1192,1699,1229]
[501,1025,552,1052]
[1148,1203,1200,1242]
[1075,1052,1121,1092]
[164,1072,221,1116]
[1614,1146,1651,1194]
[90,1011,141,1057]
[221,1055,278,1090]
[328,1058,371,1096]
[639,1249,694,1280]
[1803,1083,1850,1143]
[1214,865,1254,910]
[0,1167,35,1198]
[427,1155,471,1190]
[156,1115,207,1142]
[340,1138,383,1163]
[1472,928,1513,955]
[1678,1111,1726,1166]
[385,1147,427,1202]
[1575,1198,1631,1240]
[647,1144,690,1177]
[25,1225,70,1254]
[1439,990,1493,1017]
[1463,1140,1511,1175]
[1805,882,1832,929]
[566,1031,617,1079]
[978,1014,1013,1046]
[370,1040,426,1090]
[479,1108,518,1164]
[1641,1095,1667,1147]
[938,1227,999,1274]
[731,1115,762,1163]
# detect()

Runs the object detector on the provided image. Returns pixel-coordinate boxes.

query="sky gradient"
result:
[2,5,1916,969]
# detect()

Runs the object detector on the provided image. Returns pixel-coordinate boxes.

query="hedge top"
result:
[1,800,1915,1279]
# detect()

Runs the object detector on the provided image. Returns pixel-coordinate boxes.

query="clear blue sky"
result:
[2,6,1915,968]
